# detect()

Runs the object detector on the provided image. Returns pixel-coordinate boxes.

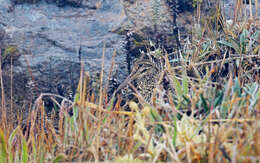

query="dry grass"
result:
[0,0,260,162]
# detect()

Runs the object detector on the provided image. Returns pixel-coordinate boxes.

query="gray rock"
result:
[0,0,127,103]
[10,0,102,7]
[10,0,41,4]
[113,0,194,52]
[0,27,5,41]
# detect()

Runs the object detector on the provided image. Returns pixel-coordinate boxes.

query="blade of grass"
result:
[31,134,37,163]
[200,93,209,114]
[21,134,28,163]
[53,154,65,163]
[102,96,115,125]
[182,72,189,97]
[165,54,183,103]
[8,126,20,162]
[0,128,7,163]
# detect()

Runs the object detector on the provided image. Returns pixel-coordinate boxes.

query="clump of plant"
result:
[0,0,260,162]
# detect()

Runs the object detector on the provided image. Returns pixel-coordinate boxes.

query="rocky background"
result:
[0,0,259,115]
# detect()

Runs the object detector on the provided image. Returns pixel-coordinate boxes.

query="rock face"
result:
[113,0,198,56]
[116,0,179,49]
[11,0,40,4]
[11,0,101,8]
[0,0,128,107]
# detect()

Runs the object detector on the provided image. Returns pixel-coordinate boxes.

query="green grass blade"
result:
[200,94,209,114]
[172,75,183,102]
[8,126,20,162]
[0,128,7,163]
[220,105,228,119]
[217,40,233,48]
[102,96,115,124]
[53,154,65,163]
[149,107,162,122]
[218,39,240,53]
[214,90,224,107]
[21,136,28,163]
[229,38,241,53]
[240,29,249,53]
[32,138,37,163]
[74,90,80,104]
[8,126,19,147]
[182,73,188,97]
[39,150,45,163]
[234,78,241,97]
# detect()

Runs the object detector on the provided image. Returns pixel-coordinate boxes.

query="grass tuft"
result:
[0,0,260,162]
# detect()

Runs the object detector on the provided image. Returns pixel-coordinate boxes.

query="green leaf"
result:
[103,96,115,124]
[172,75,182,102]
[240,29,249,53]
[73,87,80,103]
[8,126,20,162]
[199,41,211,58]
[150,107,162,122]
[218,39,240,53]
[200,94,209,114]
[22,136,28,163]
[251,30,260,43]
[72,106,79,128]
[245,83,258,96]
[240,29,249,44]
[217,40,233,48]
[32,138,37,163]
[53,154,65,163]
[214,90,224,107]
[229,38,241,53]
[149,107,164,135]
[0,129,7,163]
[182,73,189,97]
[234,78,241,97]
[202,41,211,52]
[39,150,45,163]
[220,105,228,119]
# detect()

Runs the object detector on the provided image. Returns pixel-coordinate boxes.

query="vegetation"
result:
[0,0,260,162]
